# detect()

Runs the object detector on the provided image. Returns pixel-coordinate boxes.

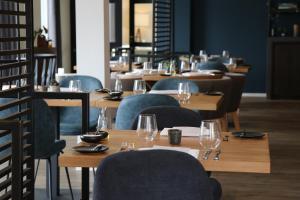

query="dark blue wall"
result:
[174,0,191,53]
[186,0,268,93]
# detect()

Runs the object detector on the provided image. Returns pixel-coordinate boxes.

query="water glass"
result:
[177,82,191,103]
[199,50,207,56]
[114,78,123,92]
[136,114,158,141]
[133,80,146,95]
[191,62,198,72]
[143,62,152,74]
[97,108,108,131]
[158,62,164,73]
[180,61,190,73]
[199,120,222,152]
[222,50,230,58]
[69,80,81,92]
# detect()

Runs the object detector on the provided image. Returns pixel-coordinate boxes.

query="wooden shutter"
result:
[152,0,173,67]
[0,0,34,199]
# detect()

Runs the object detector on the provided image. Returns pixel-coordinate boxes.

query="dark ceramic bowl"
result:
[80,131,109,143]
[109,91,123,97]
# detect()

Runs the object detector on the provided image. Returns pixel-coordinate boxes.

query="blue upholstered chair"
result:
[0,98,73,199]
[151,78,199,93]
[193,77,232,131]
[197,61,228,72]
[115,94,180,130]
[93,150,222,200]
[59,75,103,135]
[131,106,203,130]
[33,99,73,200]
[225,73,246,130]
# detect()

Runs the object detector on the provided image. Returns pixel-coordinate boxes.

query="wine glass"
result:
[177,82,191,104]
[96,108,108,131]
[136,114,158,141]
[69,80,81,92]
[199,120,222,157]
[133,80,146,95]
[114,78,123,92]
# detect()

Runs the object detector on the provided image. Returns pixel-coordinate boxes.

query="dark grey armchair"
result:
[93,150,222,200]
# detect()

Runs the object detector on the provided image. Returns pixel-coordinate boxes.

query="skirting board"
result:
[242,93,267,97]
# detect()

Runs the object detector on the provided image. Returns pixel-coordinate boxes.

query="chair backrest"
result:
[58,75,103,135]
[115,94,180,130]
[194,77,232,118]
[59,75,103,92]
[151,78,199,93]
[197,61,228,72]
[93,150,216,200]
[225,73,246,112]
[0,98,58,159]
[131,106,203,130]
[34,53,57,86]
[0,98,17,158]
[32,99,57,159]
[110,78,135,91]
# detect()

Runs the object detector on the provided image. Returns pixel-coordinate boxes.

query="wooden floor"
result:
[35,97,300,199]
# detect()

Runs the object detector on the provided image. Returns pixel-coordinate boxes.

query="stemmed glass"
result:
[114,78,123,92]
[69,80,81,92]
[199,120,222,159]
[97,108,108,131]
[222,50,230,58]
[133,80,146,95]
[136,114,158,142]
[177,82,191,104]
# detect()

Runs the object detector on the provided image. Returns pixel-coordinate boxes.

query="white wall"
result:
[33,0,41,46]
[75,0,110,87]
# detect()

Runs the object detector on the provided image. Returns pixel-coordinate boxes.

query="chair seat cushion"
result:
[35,140,66,159]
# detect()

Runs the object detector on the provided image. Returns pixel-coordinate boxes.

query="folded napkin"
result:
[182,72,213,77]
[139,145,199,159]
[148,90,178,95]
[160,127,201,137]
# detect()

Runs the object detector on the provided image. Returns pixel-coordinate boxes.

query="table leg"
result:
[81,167,90,200]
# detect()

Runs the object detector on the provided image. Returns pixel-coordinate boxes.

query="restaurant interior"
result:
[0,0,300,199]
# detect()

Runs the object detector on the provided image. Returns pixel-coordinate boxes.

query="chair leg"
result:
[220,116,228,132]
[65,167,74,200]
[47,159,53,200]
[34,159,40,183]
[231,111,241,131]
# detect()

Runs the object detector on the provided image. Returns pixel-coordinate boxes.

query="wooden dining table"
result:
[45,91,223,111]
[60,130,271,199]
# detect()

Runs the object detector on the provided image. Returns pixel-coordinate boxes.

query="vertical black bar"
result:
[70,0,77,71]
[129,0,135,55]
[82,92,90,134]
[11,121,23,199]
[26,0,35,198]
[81,167,90,200]
[55,0,62,68]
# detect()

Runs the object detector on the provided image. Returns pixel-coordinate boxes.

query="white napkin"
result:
[139,145,199,159]
[148,90,178,95]
[182,71,213,77]
[160,127,201,137]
